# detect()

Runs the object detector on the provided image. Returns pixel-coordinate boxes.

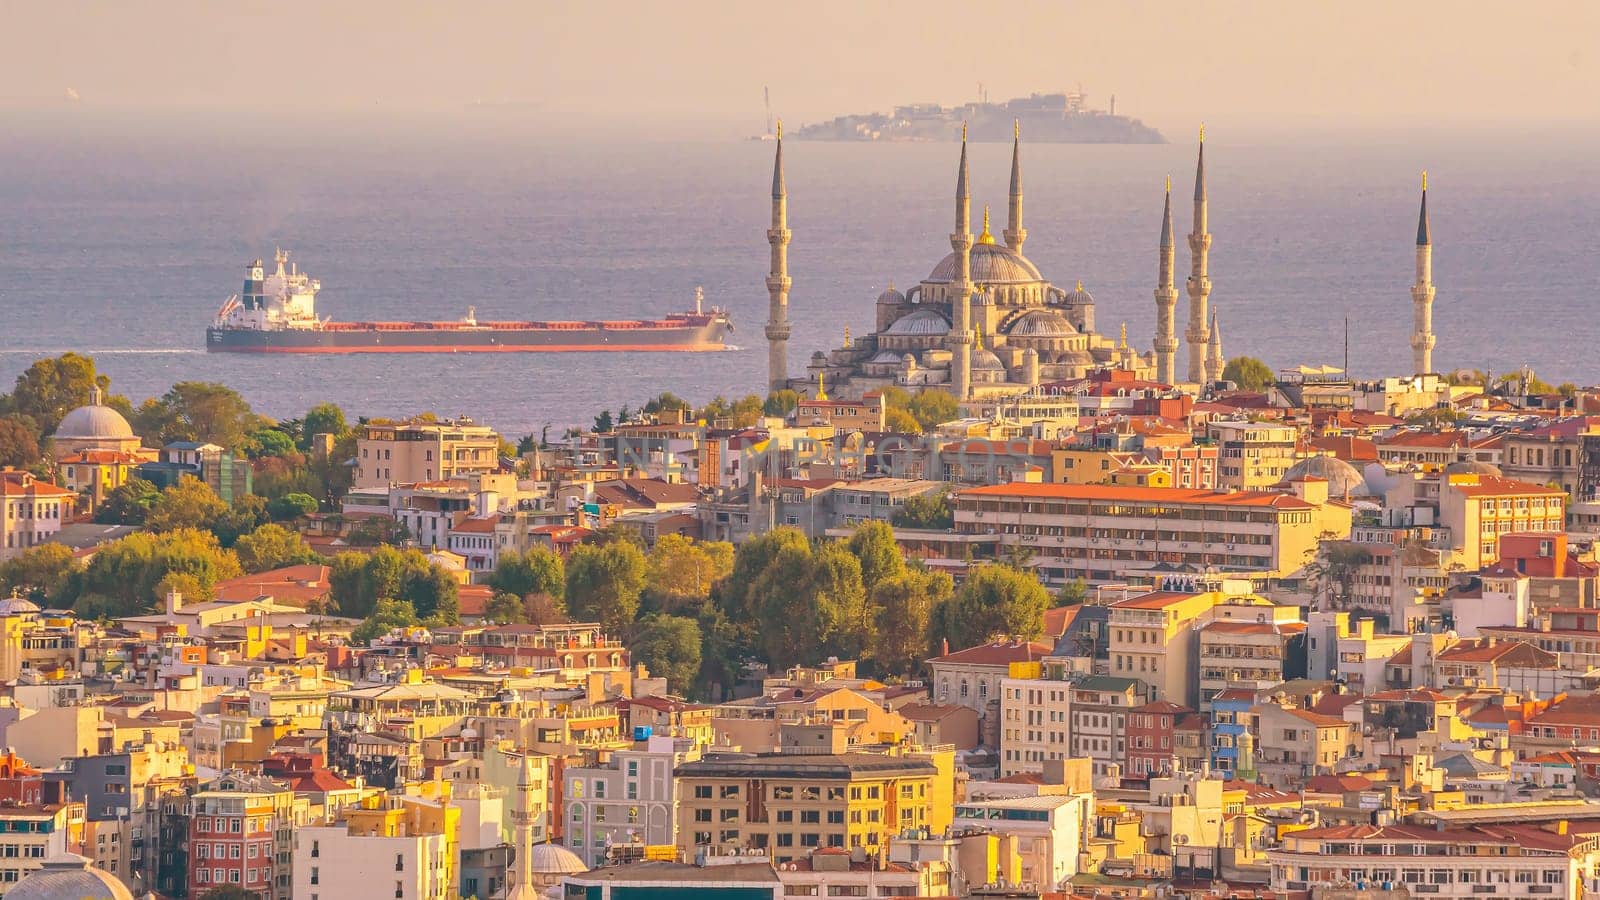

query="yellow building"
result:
[674,751,950,864]
[292,792,460,900]
[1109,587,1301,709]
[57,449,150,513]
[354,417,501,489]
[1437,473,1568,569]
[1206,420,1299,490]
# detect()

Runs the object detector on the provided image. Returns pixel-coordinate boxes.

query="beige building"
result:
[1197,618,1305,709]
[0,471,74,561]
[354,417,501,489]
[913,480,1349,587]
[1250,703,1355,785]
[292,793,460,900]
[1438,473,1567,570]
[1206,420,1297,490]
[1109,587,1299,709]
[673,751,952,864]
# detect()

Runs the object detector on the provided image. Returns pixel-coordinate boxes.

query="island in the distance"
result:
[787,89,1165,143]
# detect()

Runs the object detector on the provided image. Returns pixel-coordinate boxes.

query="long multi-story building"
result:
[672,751,951,864]
[187,774,299,900]
[0,471,74,561]
[354,417,501,489]
[1205,420,1298,490]
[906,480,1349,586]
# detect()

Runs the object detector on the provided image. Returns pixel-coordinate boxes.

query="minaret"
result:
[1206,308,1224,383]
[946,124,975,401]
[504,754,540,900]
[1185,125,1213,383]
[1410,171,1437,375]
[1153,176,1180,384]
[1003,119,1027,253]
[765,121,793,394]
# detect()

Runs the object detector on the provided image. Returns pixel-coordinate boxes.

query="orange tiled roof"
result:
[959,482,1315,509]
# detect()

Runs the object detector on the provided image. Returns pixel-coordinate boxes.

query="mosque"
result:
[764,123,1174,402]
[762,122,1439,401]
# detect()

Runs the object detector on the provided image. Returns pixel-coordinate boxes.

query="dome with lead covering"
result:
[884,309,951,336]
[928,243,1043,284]
[55,399,133,441]
[1284,455,1370,498]
[1007,309,1076,337]
[877,285,905,304]
[971,348,1006,371]
[6,854,134,900]
[0,597,41,616]
[527,842,586,875]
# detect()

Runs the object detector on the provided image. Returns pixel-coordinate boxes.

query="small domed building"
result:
[49,388,142,456]
[6,854,134,900]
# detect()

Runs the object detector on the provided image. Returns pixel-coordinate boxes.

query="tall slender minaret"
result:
[1410,171,1437,375]
[505,754,540,900]
[946,124,975,401]
[1206,308,1224,383]
[1003,120,1027,253]
[1185,125,1213,383]
[1153,176,1180,384]
[765,122,793,394]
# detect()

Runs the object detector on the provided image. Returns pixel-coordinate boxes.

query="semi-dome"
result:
[884,309,951,336]
[927,243,1043,284]
[7,854,134,900]
[54,392,133,441]
[1284,455,1370,497]
[1444,460,1503,477]
[1007,309,1076,337]
[868,349,905,365]
[0,597,42,616]
[971,348,1006,371]
[1062,281,1095,305]
[527,842,587,875]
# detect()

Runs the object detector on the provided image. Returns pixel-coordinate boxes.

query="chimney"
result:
[165,591,183,616]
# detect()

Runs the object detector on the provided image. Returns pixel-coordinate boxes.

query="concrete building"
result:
[1438,473,1567,570]
[952,792,1092,889]
[1068,675,1148,777]
[188,773,298,900]
[998,667,1073,777]
[1205,420,1298,490]
[0,472,74,562]
[563,736,699,868]
[292,793,460,900]
[354,417,501,490]
[927,641,1052,748]
[1108,587,1299,709]
[0,802,84,894]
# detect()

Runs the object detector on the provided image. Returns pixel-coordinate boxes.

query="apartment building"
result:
[1438,474,1568,570]
[354,417,501,489]
[1108,588,1300,709]
[1205,420,1297,490]
[188,774,298,900]
[673,752,949,863]
[0,471,73,561]
[998,665,1072,777]
[1197,619,1305,708]
[563,736,699,868]
[1068,676,1148,777]
[0,801,83,894]
[928,641,1052,748]
[921,481,1349,587]
[292,794,460,900]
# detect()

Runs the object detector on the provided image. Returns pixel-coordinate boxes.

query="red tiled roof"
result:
[1447,475,1566,498]
[959,482,1315,509]
[930,640,1052,667]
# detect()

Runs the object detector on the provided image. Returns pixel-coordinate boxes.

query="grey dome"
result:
[877,285,905,304]
[527,842,587,874]
[1062,349,1096,365]
[1063,282,1095,305]
[884,309,951,336]
[1444,460,1502,477]
[7,855,134,900]
[1284,456,1370,497]
[971,348,1006,371]
[1007,309,1076,337]
[55,402,133,441]
[0,597,41,616]
[869,349,905,365]
[927,244,1043,284]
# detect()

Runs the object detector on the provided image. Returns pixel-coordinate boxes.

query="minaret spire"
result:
[946,123,975,400]
[1003,119,1027,253]
[1205,308,1224,384]
[1153,175,1180,385]
[765,121,793,394]
[1184,124,1213,383]
[1410,170,1437,375]
[505,754,540,900]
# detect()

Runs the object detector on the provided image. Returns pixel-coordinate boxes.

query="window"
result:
[395,853,405,871]
[311,840,319,858]
[694,786,712,799]
[310,867,319,885]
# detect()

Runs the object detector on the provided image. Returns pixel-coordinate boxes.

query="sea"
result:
[2,112,1598,437]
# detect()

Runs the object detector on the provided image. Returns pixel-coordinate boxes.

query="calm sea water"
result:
[2,113,1597,436]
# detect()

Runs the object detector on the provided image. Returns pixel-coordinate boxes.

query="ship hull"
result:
[207,318,731,354]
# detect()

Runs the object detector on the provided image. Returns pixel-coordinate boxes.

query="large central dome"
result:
[927,243,1043,284]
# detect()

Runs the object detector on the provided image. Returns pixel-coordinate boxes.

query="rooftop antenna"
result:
[1344,316,1350,378]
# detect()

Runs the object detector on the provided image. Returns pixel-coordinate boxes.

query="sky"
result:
[3,1,1597,136]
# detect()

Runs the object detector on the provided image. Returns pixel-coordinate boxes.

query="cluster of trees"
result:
[583,386,963,438]
[877,387,960,433]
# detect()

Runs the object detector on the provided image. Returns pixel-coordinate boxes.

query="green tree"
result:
[642,393,691,415]
[213,494,270,547]
[233,524,320,574]
[268,492,320,520]
[94,477,161,526]
[133,381,266,449]
[631,613,703,695]
[328,546,457,622]
[1055,578,1089,607]
[2,353,119,437]
[883,408,921,434]
[200,885,266,900]
[486,592,531,624]
[593,410,614,434]
[75,528,243,617]
[718,526,812,632]
[645,534,734,612]
[351,598,419,644]
[0,543,81,605]
[0,416,41,468]
[753,539,868,669]
[240,428,296,459]
[589,522,646,550]
[301,402,350,450]
[891,490,953,530]
[904,389,960,431]
[846,521,905,594]
[347,516,410,547]
[488,547,566,599]
[1221,356,1274,391]
[145,475,229,533]
[763,390,799,417]
[934,564,1048,651]
[564,541,647,631]
[869,569,952,678]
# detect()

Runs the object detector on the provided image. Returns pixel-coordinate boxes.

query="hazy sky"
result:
[5,1,1596,134]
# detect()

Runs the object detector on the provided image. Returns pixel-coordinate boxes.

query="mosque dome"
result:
[876,285,905,304]
[927,244,1043,284]
[869,349,905,365]
[1061,349,1096,366]
[884,309,951,336]
[1283,456,1370,497]
[0,597,42,617]
[54,391,133,442]
[527,842,587,875]
[7,855,134,900]
[1006,309,1076,337]
[1444,460,1503,477]
[971,348,1006,371]
[1062,281,1095,305]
